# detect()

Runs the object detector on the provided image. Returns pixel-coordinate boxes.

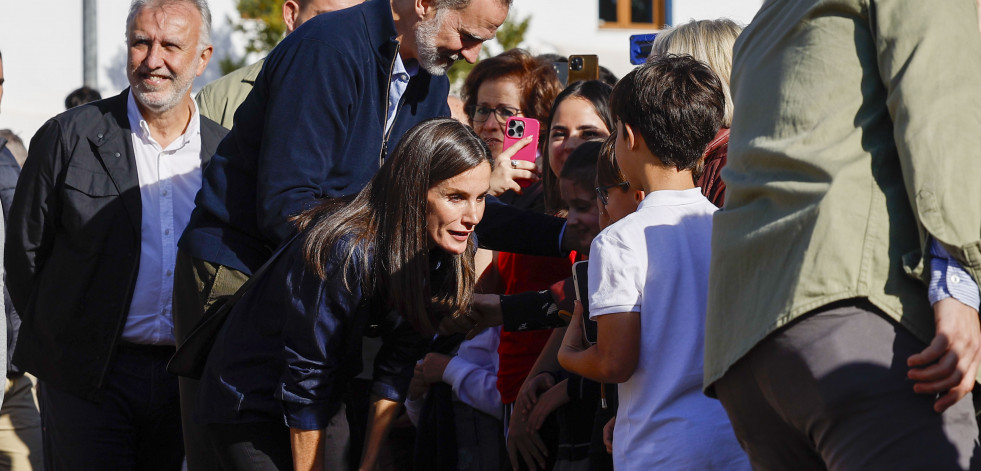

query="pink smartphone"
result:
[503,117,540,188]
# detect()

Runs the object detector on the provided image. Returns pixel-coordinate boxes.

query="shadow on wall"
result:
[104,18,244,94]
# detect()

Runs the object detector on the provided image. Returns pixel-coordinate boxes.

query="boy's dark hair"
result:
[65,86,102,109]
[596,129,625,187]
[560,140,603,193]
[609,54,724,171]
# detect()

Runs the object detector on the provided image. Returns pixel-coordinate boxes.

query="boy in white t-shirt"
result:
[557,55,749,470]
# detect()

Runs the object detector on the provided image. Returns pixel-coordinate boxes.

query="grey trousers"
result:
[715,301,981,470]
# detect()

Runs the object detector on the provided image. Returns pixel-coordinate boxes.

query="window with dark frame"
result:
[599,0,665,28]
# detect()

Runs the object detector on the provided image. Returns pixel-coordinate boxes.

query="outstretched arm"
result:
[558,302,640,384]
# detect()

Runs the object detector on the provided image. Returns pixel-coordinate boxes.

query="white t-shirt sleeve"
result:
[588,229,643,318]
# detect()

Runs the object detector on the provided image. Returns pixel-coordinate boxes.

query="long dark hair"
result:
[293,118,493,336]
[543,80,614,212]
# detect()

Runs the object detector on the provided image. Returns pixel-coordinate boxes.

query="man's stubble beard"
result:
[414,9,460,76]
[130,56,200,113]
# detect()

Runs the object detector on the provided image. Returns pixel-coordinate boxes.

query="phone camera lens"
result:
[571,57,584,71]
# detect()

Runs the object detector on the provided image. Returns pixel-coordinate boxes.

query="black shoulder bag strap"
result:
[167,235,299,379]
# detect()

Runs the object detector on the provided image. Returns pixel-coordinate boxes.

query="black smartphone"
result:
[572,260,597,344]
[551,60,569,87]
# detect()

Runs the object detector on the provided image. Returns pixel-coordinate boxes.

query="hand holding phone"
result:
[503,117,540,188]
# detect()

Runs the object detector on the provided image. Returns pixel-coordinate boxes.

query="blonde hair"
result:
[649,18,742,127]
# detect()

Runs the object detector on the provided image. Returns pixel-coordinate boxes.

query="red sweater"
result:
[496,251,577,404]
[697,128,729,208]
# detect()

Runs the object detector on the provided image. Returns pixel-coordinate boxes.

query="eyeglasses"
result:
[470,105,522,124]
[595,182,630,206]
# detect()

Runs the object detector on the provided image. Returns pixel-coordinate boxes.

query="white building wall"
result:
[511,0,762,79]
[0,0,761,146]
[0,0,242,144]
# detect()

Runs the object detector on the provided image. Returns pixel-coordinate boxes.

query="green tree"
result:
[221,0,287,74]
[222,1,530,81]
[446,14,530,89]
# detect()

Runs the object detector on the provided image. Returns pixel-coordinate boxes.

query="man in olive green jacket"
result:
[705,0,981,468]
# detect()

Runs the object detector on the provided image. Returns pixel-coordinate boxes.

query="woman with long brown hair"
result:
[194,118,493,471]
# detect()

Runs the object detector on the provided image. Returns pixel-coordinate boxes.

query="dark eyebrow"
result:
[442,185,489,198]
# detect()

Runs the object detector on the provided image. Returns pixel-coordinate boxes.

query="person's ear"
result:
[633,190,645,203]
[196,45,213,76]
[622,122,641,151]
[415,0,434,20]
[283,0,300,33]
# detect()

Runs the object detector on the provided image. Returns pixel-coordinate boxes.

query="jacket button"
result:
[97,133,103,139]
[114,152,120,158]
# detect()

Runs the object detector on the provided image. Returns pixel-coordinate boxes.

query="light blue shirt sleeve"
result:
[441,327,502,419]
[929,239,980,311]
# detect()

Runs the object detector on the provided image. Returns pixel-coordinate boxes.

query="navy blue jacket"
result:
[180,0,566,275]
[181,0,450,274]
[196,234,429,428]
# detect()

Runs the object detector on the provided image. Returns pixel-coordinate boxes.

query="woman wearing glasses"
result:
[462,49,562,207]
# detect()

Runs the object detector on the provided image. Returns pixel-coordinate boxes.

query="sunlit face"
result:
[427,162,492,254]
[472,77,523,157]
[603,183,641,226]
[548,97,610,178]
[598,197,610,229]
[410,0,508,75]
[126,3,211,114]
[614,121,643,189]
[560,178,600,254]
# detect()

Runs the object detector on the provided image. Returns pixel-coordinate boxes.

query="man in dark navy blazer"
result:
[4,1,227,469]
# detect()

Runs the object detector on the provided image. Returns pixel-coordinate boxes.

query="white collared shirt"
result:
[122,91,204,346]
